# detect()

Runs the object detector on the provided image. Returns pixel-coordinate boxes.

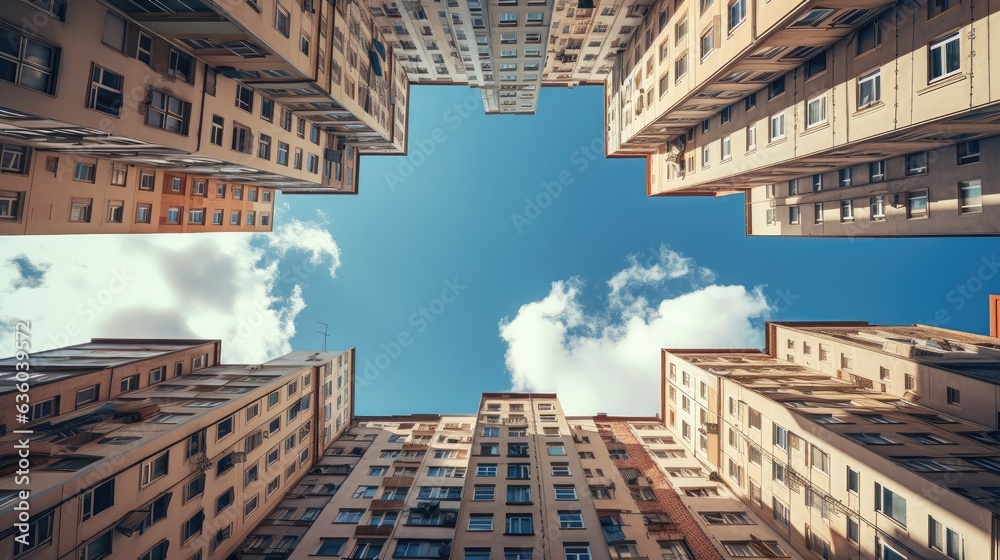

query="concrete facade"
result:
[239,393,802,560]
[0,339,355,560]
[662,321,1000,560]
[604,0,1000,236]
[0,0,411,233]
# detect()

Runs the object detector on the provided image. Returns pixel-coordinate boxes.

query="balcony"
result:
[355,524,394,536]
[402,443,429,451]
[382,476,415,487]
[370,499,404,510]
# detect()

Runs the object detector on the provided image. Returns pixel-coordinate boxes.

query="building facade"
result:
[239,393,801,560]
[0,0,411,233]
[0,339,355,560]
[604,0,1000,236]
[662,321,1000,560]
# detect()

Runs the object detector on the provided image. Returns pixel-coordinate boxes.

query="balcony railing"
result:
[355,524,394,536]
[370,499,404,510]
[382,475,415,487]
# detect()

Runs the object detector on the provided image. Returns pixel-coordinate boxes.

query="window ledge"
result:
[852,102,885,117]
[919,72,966,95]
[800,122,830,136]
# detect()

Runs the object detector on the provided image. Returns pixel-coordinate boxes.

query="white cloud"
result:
[499,245,770,416]
[0,218,340,363]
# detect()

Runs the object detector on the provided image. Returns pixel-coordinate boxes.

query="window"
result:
[275,3,291,36]
[847,467,860,493]
[769,112,785,141]
[805,51,827,78]
[507,485,531,504]
[959,180,982,214]
[141,452,169,486]
[257,134,272,159]
[728,0,746,30]
[81,478,115,521]
[853,17,881,55]
[957,140,980,165]
[564,546,590,560]
[811,446,831,474]
[700,27,715,58]
[554,486,577,500]
[768,76,785,99]
[547,443,566,456]
[723,541,786,558]
[168,49,194,83]
[136,32,153,65]
[181,510,204,541]
[236,84,254,113]
[702,511,754,525]
[841,199,855,222]
[335,509,364,523]
[876,483,907,526]
[906,152,928,175]
[773,425,788,450]
[507,463,530,479]
[473,485,495,501]
[552,463,571,476]
[477,464,498,477]
[504,549,533,560]
[858,69,881,108]
[788,205,800,225]
[469,513,494,531]
[318,539,348,556]
[806,94,827,127]
[721,136,732,160]
[557,511,584,529]
[87,65,124,117]
[772,498,789,526]
[80,530,113,560]
[947,386,961,404]
[146,90,190,134]
[908,189,929,218]
[929,516,965,560]
[812,202,824,224]
[929,32,961,82]
[0,26,59,93]
[674,53,688,80]
[505,514,533,535]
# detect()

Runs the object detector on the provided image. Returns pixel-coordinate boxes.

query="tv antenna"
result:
[317,322,330,352]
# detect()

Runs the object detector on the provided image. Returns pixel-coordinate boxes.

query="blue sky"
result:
[2,84,998,417]
[276,85,1000,416]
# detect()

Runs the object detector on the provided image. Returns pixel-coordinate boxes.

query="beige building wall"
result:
[0,0,408,206]
[746,136,1000,237]
[241,393,798,560]
[0,340,354,560]
[662,321,1000,560]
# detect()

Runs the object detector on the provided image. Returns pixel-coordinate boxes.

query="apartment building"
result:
[0,338,355,560]
[604,0,1000,236]
[238,393,802,560]
[0,0,411,231]
[0,154,277,234]
[662,320,1000,560]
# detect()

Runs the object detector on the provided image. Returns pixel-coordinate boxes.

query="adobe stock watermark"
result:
[921,254,1000,327]
[385,93,483,191]
[357,278,469,387]
[511,137,604,233]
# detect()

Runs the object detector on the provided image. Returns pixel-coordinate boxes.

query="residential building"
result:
[605,0,1000,236]
[239,393,801,560]
[0,0,411,231]
[0,160,277,235]
[662,321,1000,560]
[0,338,355,560]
